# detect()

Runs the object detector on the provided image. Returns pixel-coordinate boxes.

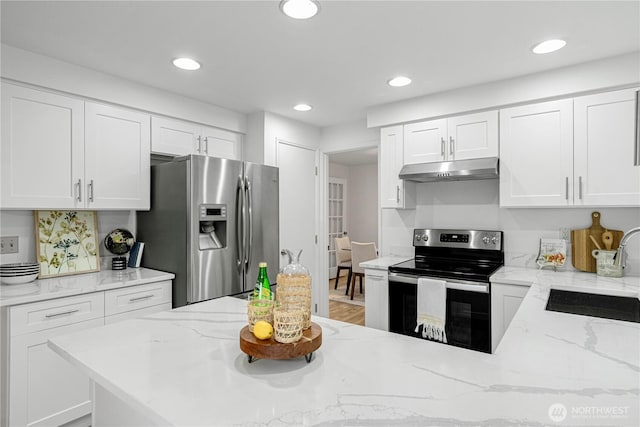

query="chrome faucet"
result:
[613,227,640,268]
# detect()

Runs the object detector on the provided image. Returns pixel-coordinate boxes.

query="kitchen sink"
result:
[545,289,640,323]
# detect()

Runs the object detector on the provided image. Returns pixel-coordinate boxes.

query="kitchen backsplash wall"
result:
[381,179,640,276]
[0,210,136,269]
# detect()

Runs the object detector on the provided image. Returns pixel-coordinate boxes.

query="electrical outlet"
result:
[0,236,19,254]
[559,228,570,241]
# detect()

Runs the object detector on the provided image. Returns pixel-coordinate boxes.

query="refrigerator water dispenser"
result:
[199,204,227,250]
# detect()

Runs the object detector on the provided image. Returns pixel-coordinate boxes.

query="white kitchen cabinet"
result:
[1,83,85,209]
[404,119,447,164]
[7,293,105,427]
[85,103,150,210]
[104,280,172,323]
[151,116,242,160]
[380,125,415,209]
[0,82,151,210]
[499,99,574,207]
[2,280,173,427]
[573,88,640,206]
[491,282,529,353]
[403,111,498,165]
[364,269,389,331]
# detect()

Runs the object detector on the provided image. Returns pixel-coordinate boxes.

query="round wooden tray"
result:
[239,322,322,363]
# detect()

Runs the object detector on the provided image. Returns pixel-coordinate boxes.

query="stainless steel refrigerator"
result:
[137,155,279,308]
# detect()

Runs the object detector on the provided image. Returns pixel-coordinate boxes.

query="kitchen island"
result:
[49,270,640,426]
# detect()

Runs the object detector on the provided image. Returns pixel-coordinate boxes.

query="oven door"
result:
[388,272,492,353]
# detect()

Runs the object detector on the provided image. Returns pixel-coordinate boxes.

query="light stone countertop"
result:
[0,268,175,307]
[359,256,411,270]
[48,266,640,426]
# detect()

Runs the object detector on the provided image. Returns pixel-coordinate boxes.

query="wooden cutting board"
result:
[571,211,623,272]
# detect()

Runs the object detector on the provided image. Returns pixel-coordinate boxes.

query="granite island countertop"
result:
[48,269,640,426]
[0,268,175,307]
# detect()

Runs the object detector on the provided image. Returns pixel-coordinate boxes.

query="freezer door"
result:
[243,162,279,291]
[189,155,244,303]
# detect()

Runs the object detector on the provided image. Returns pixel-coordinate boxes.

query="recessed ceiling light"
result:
[172,57,201,70]
[293,104,312,112]
[532,39,567,54]
[388,76,412,87]
[280,0,320,20]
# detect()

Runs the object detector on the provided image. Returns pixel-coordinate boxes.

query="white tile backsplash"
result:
[381,179,640,276]
[0,210,137,268]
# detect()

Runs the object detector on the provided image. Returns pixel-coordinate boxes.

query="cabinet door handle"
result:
[440,137,445,156]
[578,176,583,199]
[565,177,569,200]
[88,180,94,202]
[129,294,154,302]
[396,185,400,203]
[449,136,454,156]
[45,309,80,318]
[635,90,639,166]
[76,179,82,202]
[204,137,209,155]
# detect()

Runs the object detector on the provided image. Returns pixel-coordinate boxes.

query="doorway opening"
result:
[326,147,378,326]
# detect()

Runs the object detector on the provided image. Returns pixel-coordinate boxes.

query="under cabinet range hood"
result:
[399,157,499,182]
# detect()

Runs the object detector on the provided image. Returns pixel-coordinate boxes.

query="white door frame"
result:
[328,177,348,278]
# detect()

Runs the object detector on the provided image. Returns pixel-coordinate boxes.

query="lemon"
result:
[253,321,273,340]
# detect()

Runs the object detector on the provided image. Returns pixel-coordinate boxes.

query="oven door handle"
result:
[388,272,489,293]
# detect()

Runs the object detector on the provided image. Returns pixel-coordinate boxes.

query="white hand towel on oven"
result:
[414,277,447,343]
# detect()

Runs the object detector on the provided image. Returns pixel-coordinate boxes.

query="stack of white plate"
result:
[0,263,40,285]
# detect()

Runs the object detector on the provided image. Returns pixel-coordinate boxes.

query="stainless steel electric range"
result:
[388,228,504,353]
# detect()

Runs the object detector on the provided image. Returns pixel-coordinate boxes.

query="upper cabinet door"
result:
[448,111,498,161]
[499,99,574,207]
[403,119,447,164]
[380,126,403,208]
[150,116,200,156]
[200,126,242,160]
[85,103,150,210]
[574,88,640,206]
[1,83,84,209]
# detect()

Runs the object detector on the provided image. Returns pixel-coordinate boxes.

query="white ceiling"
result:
[1,1,639,129]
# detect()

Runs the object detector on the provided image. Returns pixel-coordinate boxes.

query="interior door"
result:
[328,178,347,279]
[277,139,317,301]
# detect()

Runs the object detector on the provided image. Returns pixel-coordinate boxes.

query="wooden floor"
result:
[328,277,365,326]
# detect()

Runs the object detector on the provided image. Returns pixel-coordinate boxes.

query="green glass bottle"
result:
[253,262,272,300]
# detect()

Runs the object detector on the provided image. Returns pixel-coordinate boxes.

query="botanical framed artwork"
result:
[35,211,100,278]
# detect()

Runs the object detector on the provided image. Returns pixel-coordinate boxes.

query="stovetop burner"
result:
[388,228,504,283]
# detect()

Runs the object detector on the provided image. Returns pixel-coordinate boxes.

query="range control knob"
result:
[491,236,499,245]
[482,236,491,244]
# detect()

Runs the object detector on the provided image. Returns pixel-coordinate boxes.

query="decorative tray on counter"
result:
[239,322,322,363]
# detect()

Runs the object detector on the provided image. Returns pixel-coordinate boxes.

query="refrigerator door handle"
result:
[236,176,244,274]
[245,177,253,271]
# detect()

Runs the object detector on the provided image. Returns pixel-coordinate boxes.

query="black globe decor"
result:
[104,229,135,270]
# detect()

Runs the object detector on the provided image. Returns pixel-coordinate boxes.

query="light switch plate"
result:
[0,236,19,254]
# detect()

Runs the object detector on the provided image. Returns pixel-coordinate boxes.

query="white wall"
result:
[380,180,640,276]
[368,52,640,127]
[320,119,379,153]
[0,210,136,269]
[347,163,378,245]
[1,44,247,133]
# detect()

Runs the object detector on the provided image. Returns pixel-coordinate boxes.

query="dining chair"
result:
[334,236,352,290]
[349,242,378,300]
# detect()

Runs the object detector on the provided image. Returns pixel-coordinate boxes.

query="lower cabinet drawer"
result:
[104,280,172,317]
[10,293,105,336]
